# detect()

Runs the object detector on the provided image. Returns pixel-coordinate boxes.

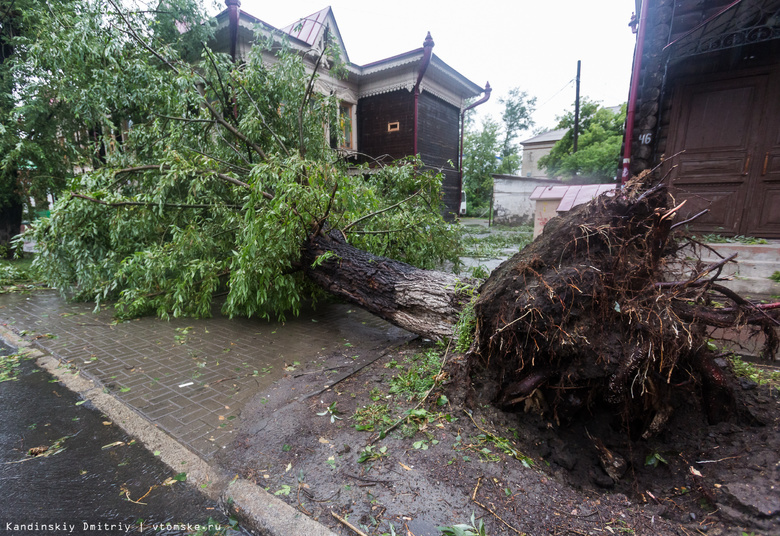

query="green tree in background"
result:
[497,88,536,175]
[462,88,535,215]
[462,117,501,216]
[538,99,626,183]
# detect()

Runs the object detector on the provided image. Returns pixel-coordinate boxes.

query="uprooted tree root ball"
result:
[469,173,779,436]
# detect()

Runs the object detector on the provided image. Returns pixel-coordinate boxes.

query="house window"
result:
[387,121,400,132]
[339,102,353,149]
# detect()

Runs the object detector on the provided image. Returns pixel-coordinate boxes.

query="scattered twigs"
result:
[296,484,311,515]
[345,473,395,486]
[470,477,525,535]
[671,209,710,230]
[368,340,451,445]
[331,511,368,536]
[122,484,155,505]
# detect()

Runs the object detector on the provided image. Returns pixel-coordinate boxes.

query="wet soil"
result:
[216,337,780,536]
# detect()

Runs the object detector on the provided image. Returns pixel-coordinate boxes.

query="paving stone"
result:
[0,290,411,458]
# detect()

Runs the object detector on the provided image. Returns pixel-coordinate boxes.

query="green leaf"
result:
[274,484,291,496]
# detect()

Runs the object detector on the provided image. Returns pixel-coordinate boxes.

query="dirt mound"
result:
[216,338,780,535]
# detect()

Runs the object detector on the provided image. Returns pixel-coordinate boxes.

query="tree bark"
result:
[301,230,472,341]
[0,194,22,258]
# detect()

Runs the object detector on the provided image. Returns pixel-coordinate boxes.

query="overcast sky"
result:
[227,0,639,136]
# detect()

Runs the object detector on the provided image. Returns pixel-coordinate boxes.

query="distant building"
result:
[518,128,567,179]
[491,175,561,227]
[210,2,487,217]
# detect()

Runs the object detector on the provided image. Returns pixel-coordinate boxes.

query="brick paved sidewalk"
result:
[0,291,411,458]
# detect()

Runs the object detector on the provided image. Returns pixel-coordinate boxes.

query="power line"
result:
[535,78,575,110]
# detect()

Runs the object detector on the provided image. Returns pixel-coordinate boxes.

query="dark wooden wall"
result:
[357,90,463,218]
[630,0,776,174]
[357,91,415,161]
[417,92,461,218]
[631,0,780,237]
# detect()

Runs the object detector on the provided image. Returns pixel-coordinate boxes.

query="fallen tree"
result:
[24,1,779,436]
[294,172,779,435]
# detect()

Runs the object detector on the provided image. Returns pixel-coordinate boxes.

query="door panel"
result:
[745,70,780,237]
[667,73,771,236]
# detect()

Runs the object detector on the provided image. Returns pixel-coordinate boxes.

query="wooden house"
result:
[210,1,486,218]
[624,0,780,238]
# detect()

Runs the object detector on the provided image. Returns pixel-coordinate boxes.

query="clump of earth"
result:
[216,338,780,536]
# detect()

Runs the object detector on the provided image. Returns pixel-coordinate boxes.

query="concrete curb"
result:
[0,324,338,536]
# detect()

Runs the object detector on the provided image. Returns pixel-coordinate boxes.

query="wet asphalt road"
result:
[0,341,244,536]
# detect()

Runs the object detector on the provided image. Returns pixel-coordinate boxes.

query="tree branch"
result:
[298,45,328,158]
[106,0,179,74]
[342,190,422,233]
[155,115,217,124]
[197,85,267,161]
[70,193,241,209]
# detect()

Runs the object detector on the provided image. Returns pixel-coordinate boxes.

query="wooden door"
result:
[744,68,780,237]
[666,68,780,238]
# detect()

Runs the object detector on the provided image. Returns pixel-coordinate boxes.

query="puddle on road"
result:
[0,341,246,535]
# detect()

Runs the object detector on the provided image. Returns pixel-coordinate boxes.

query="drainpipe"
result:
[621,0,650,184]
[226,0,241,62]
[458,82,492,206]
[413,33,435,156]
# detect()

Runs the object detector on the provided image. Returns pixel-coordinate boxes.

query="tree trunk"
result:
[301,230,471,341]
[0,194,23,258]
[298,178,779,435]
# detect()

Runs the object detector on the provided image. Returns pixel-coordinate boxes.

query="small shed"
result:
[529,184,617,237]
[491,175,562,227]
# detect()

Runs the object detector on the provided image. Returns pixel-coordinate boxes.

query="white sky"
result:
[228,0,639,136]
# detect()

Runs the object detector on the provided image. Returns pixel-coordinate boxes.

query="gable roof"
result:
[520,128,568,146]
[211,4,483,106]
[279,7,351,64]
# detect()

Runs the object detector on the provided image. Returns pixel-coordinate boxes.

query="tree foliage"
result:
[23,0,460,320]
[461,88,535,215]
[538,99,625,183]
[461,117,500,216]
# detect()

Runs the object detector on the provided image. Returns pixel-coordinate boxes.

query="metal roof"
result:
[520,128,568,146]
[530,184,617,212]
[279,7,331,46]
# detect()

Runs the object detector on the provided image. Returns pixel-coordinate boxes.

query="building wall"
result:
[629,0,780,237]
[492,176,561,227]
[521,141,557,178]
[417,92,461,217]
[357,90,415,161]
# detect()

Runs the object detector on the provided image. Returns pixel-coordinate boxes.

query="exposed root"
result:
[471,174,779,433]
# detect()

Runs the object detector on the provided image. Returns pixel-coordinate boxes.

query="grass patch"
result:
[729,355,780,387]
[695,234,769,245]
[0,253,42,290]
[352,403,394,432]
[352,347,451,438]
[388,348,443,401]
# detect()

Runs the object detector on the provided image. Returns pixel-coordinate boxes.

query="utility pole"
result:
[573,60,581,153]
